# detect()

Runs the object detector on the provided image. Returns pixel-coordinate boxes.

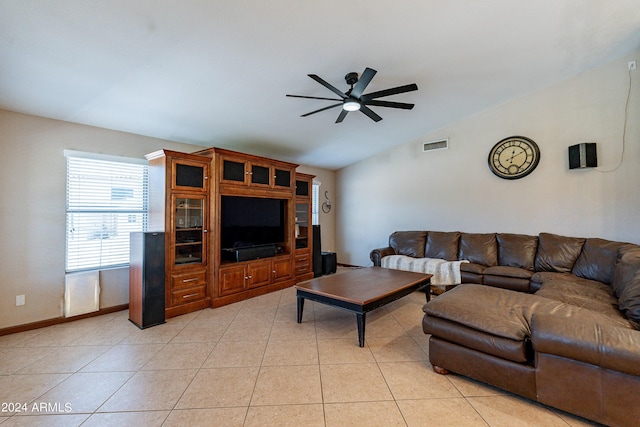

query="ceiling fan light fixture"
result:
[343,100,361,111]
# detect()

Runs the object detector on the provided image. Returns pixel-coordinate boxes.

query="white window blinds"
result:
[65,151,148,272]
[312,180,320,225]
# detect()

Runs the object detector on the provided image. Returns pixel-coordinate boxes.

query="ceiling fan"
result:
[286,67,418,123]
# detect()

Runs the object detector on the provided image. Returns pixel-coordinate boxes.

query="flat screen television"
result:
[220,195,286,250]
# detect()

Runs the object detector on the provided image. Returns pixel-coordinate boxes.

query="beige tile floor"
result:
[0,276,603,426]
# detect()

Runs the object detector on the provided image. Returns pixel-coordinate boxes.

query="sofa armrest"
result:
[531,313,640,376]
[370,246,396,266]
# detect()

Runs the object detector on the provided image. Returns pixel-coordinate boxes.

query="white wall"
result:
[0,111,201,328]
[0,111,336,329]
[336,52,640,267]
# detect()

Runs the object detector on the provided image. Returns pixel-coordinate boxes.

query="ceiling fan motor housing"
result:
[345,72,359,86]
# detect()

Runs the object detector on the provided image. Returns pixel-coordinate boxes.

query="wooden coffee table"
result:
[294,267,432,347]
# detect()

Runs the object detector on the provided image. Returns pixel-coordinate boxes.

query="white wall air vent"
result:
[422,138,448,152]
[64,271,100,317]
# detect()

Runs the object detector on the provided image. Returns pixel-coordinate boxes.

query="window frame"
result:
[64,150,149,273]
[312,180,321,225]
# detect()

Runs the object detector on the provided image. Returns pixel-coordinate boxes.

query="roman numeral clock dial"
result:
[488,136,540,180]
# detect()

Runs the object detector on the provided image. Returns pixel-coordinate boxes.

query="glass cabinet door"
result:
[295,203,309,249]
[274,168,291,188]
[172,159,208,192]
[174,197,206,265]
[222,159,246,183]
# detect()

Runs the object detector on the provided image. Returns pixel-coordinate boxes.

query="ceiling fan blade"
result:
[361,83,418,102]
[287,94,343,102]
[365,100,415,110]
[359,105,383,122]
[308,74,348,99]
[301,103,343,117]
[349,67,377,99]
[335,109,349,123]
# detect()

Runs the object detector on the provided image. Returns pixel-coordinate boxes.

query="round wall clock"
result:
[488,136,540,180]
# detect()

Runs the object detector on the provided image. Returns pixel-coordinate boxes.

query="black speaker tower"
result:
[312,225,323,277]
[129,232,166,329]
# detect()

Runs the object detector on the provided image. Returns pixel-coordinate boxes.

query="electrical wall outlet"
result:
[629,60,637,70]
[16,295,25,306]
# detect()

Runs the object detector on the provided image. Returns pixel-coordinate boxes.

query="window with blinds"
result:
[312,181,320,225]
[65,151,148,272]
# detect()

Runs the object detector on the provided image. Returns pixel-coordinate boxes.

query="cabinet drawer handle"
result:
[298,257,308,262]
[182,293,199,299]
[182,278,198,283]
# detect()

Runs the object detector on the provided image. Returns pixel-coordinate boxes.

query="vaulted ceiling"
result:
[1,1,639,169]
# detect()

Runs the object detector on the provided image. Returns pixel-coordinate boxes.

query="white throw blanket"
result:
[381,255,468,285]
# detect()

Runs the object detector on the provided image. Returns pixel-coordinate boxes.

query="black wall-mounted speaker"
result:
[568,143,597,169]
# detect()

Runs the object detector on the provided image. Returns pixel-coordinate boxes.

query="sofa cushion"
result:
[613,248,640,326]
[423,315,532,363]
[483,266,533,280]
[460,262,485,275]
[424,231,460,261]
[496,233,538,270]
[459,233,498,266]
[389,231,427,258]
[531,313,640,376]
[530,271,575,285]
[423,285,538,341]
[619,279,640,326]
[535,279,621,318]
[534,232,585,273]
[572,238,631,285]
[612,248,640,298]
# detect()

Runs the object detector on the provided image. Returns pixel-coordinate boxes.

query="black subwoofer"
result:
[322,251,337,275]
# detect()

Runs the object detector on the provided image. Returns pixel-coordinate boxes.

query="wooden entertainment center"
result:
[145,147,314,318]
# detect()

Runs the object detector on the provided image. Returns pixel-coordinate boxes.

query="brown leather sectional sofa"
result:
[370,231,640,427]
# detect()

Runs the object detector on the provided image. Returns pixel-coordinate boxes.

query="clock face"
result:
[488,136,540,180]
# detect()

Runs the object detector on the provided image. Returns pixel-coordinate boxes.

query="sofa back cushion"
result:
[496,233,538,270]
[424,231,460,261]
[535,233,585,273]
[572,238,633,285]
[612,248,640,297]
[389,231,427,258]
[459,233,498,266]
[612,248,640,326]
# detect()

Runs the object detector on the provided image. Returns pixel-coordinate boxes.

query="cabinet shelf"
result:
[175,241,203,247]
[175,256,203,265]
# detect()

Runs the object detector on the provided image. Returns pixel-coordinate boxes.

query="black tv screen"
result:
[221,196,286,249]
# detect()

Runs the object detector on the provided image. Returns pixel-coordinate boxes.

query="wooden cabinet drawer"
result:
[295,253,311,275]
[171,285,206,306]
[171,270,206,290]
[295,254,310,266]
[295,264,311,275]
